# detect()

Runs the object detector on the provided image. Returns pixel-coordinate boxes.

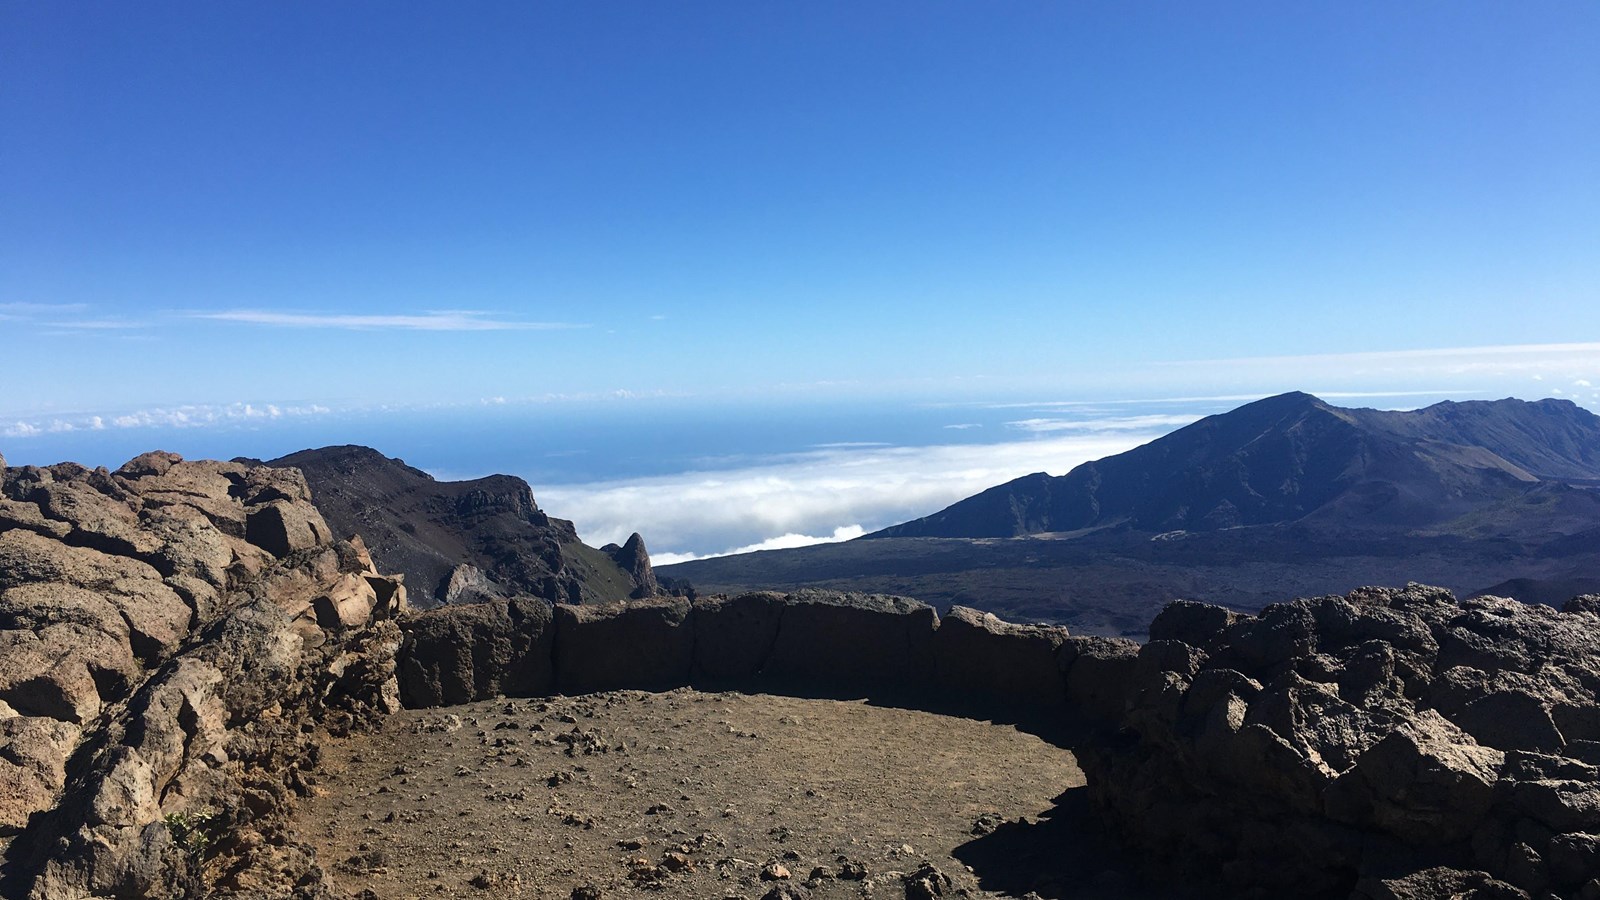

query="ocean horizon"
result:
[0,388,1497,562]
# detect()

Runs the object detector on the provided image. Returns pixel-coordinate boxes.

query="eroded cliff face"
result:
[0,452,405,899]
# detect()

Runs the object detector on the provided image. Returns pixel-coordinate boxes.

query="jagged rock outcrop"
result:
[1078,584,1600,899]
[267,445,651,606]
[601,532,658,599]
[0,452,405,899]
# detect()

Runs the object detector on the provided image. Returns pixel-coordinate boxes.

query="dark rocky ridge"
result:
[873,393,1600,538]
[267,445,651,607]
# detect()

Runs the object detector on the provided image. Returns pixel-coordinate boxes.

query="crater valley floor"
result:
[294,689,1178,899]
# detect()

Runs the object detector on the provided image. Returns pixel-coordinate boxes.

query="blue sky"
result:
[3,4,1599,555]
[4,2,1597,420]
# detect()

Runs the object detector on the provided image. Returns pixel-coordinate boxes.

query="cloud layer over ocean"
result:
[538,428,1178,562]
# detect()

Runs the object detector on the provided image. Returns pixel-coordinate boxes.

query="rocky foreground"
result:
[0,452,404,898]
[2,450,1599,899]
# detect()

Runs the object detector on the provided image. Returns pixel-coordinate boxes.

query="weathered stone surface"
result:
[1329,711,1504,845]
[1353,866,1529,900]
[0,624,138,722]
[1147,598,1240,649]
[691,592,785,684]
[0,529,190,663]
[931,605,1070,709]
[244,499,332,558]
[0,717,80,835]
[1082,585,1600,898]
[442,562,503,605]
[398,595,554,706]
[555,597,693,694]
[760,590,936,697]
[0,451,405,900]
[1058,635,1139,725]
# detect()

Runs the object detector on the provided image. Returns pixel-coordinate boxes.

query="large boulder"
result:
[244,500,332,558]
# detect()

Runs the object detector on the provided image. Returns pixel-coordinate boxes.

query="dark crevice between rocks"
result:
[161,697,203,807]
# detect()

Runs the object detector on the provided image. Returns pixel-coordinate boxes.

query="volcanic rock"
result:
[268,445,649,606]
[1080,584,1600,898]
[0,451,405,899]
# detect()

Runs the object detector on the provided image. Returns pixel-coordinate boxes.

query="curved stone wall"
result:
[396,589,1140,732]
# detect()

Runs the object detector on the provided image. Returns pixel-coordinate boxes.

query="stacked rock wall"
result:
[1080,585,1600,900]
[0,453,406,900]
[397,589,1138,730]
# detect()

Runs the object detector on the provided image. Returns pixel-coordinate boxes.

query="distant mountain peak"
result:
[870,392,1600,540]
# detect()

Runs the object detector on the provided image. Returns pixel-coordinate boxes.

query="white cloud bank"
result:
[537,429,1167,561]
[652,525,868,566]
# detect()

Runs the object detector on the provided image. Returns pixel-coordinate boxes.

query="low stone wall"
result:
[397,589,1139,730]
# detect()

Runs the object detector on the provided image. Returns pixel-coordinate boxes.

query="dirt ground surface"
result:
[294,689,1171,900]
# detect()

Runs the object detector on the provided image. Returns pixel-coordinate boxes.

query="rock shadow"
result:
[952,787,1214,900]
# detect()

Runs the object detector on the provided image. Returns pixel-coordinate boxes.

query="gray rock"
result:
[1058,635,1139,725]
[1353,866,1529,900]
[1147,599,1238,649]
[1330,710,1503,845]
[244,499,332,558]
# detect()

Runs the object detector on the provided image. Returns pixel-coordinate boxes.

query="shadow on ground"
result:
[953,787,1210,900]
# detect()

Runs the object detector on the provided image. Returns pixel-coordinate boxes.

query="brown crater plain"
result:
[294,689,1172,899]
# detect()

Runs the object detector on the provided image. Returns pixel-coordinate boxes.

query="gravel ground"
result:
[293,688,1159,900]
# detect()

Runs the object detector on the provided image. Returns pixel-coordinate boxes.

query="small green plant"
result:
[162,809,218,862]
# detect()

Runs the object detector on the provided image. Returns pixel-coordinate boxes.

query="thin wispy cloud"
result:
[976,389,1481,411]
[1005,414,1202,434]
[0,302,89,314]
[1161,343,1600,379]
[42,319,147,330]
[190,310,586,332]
